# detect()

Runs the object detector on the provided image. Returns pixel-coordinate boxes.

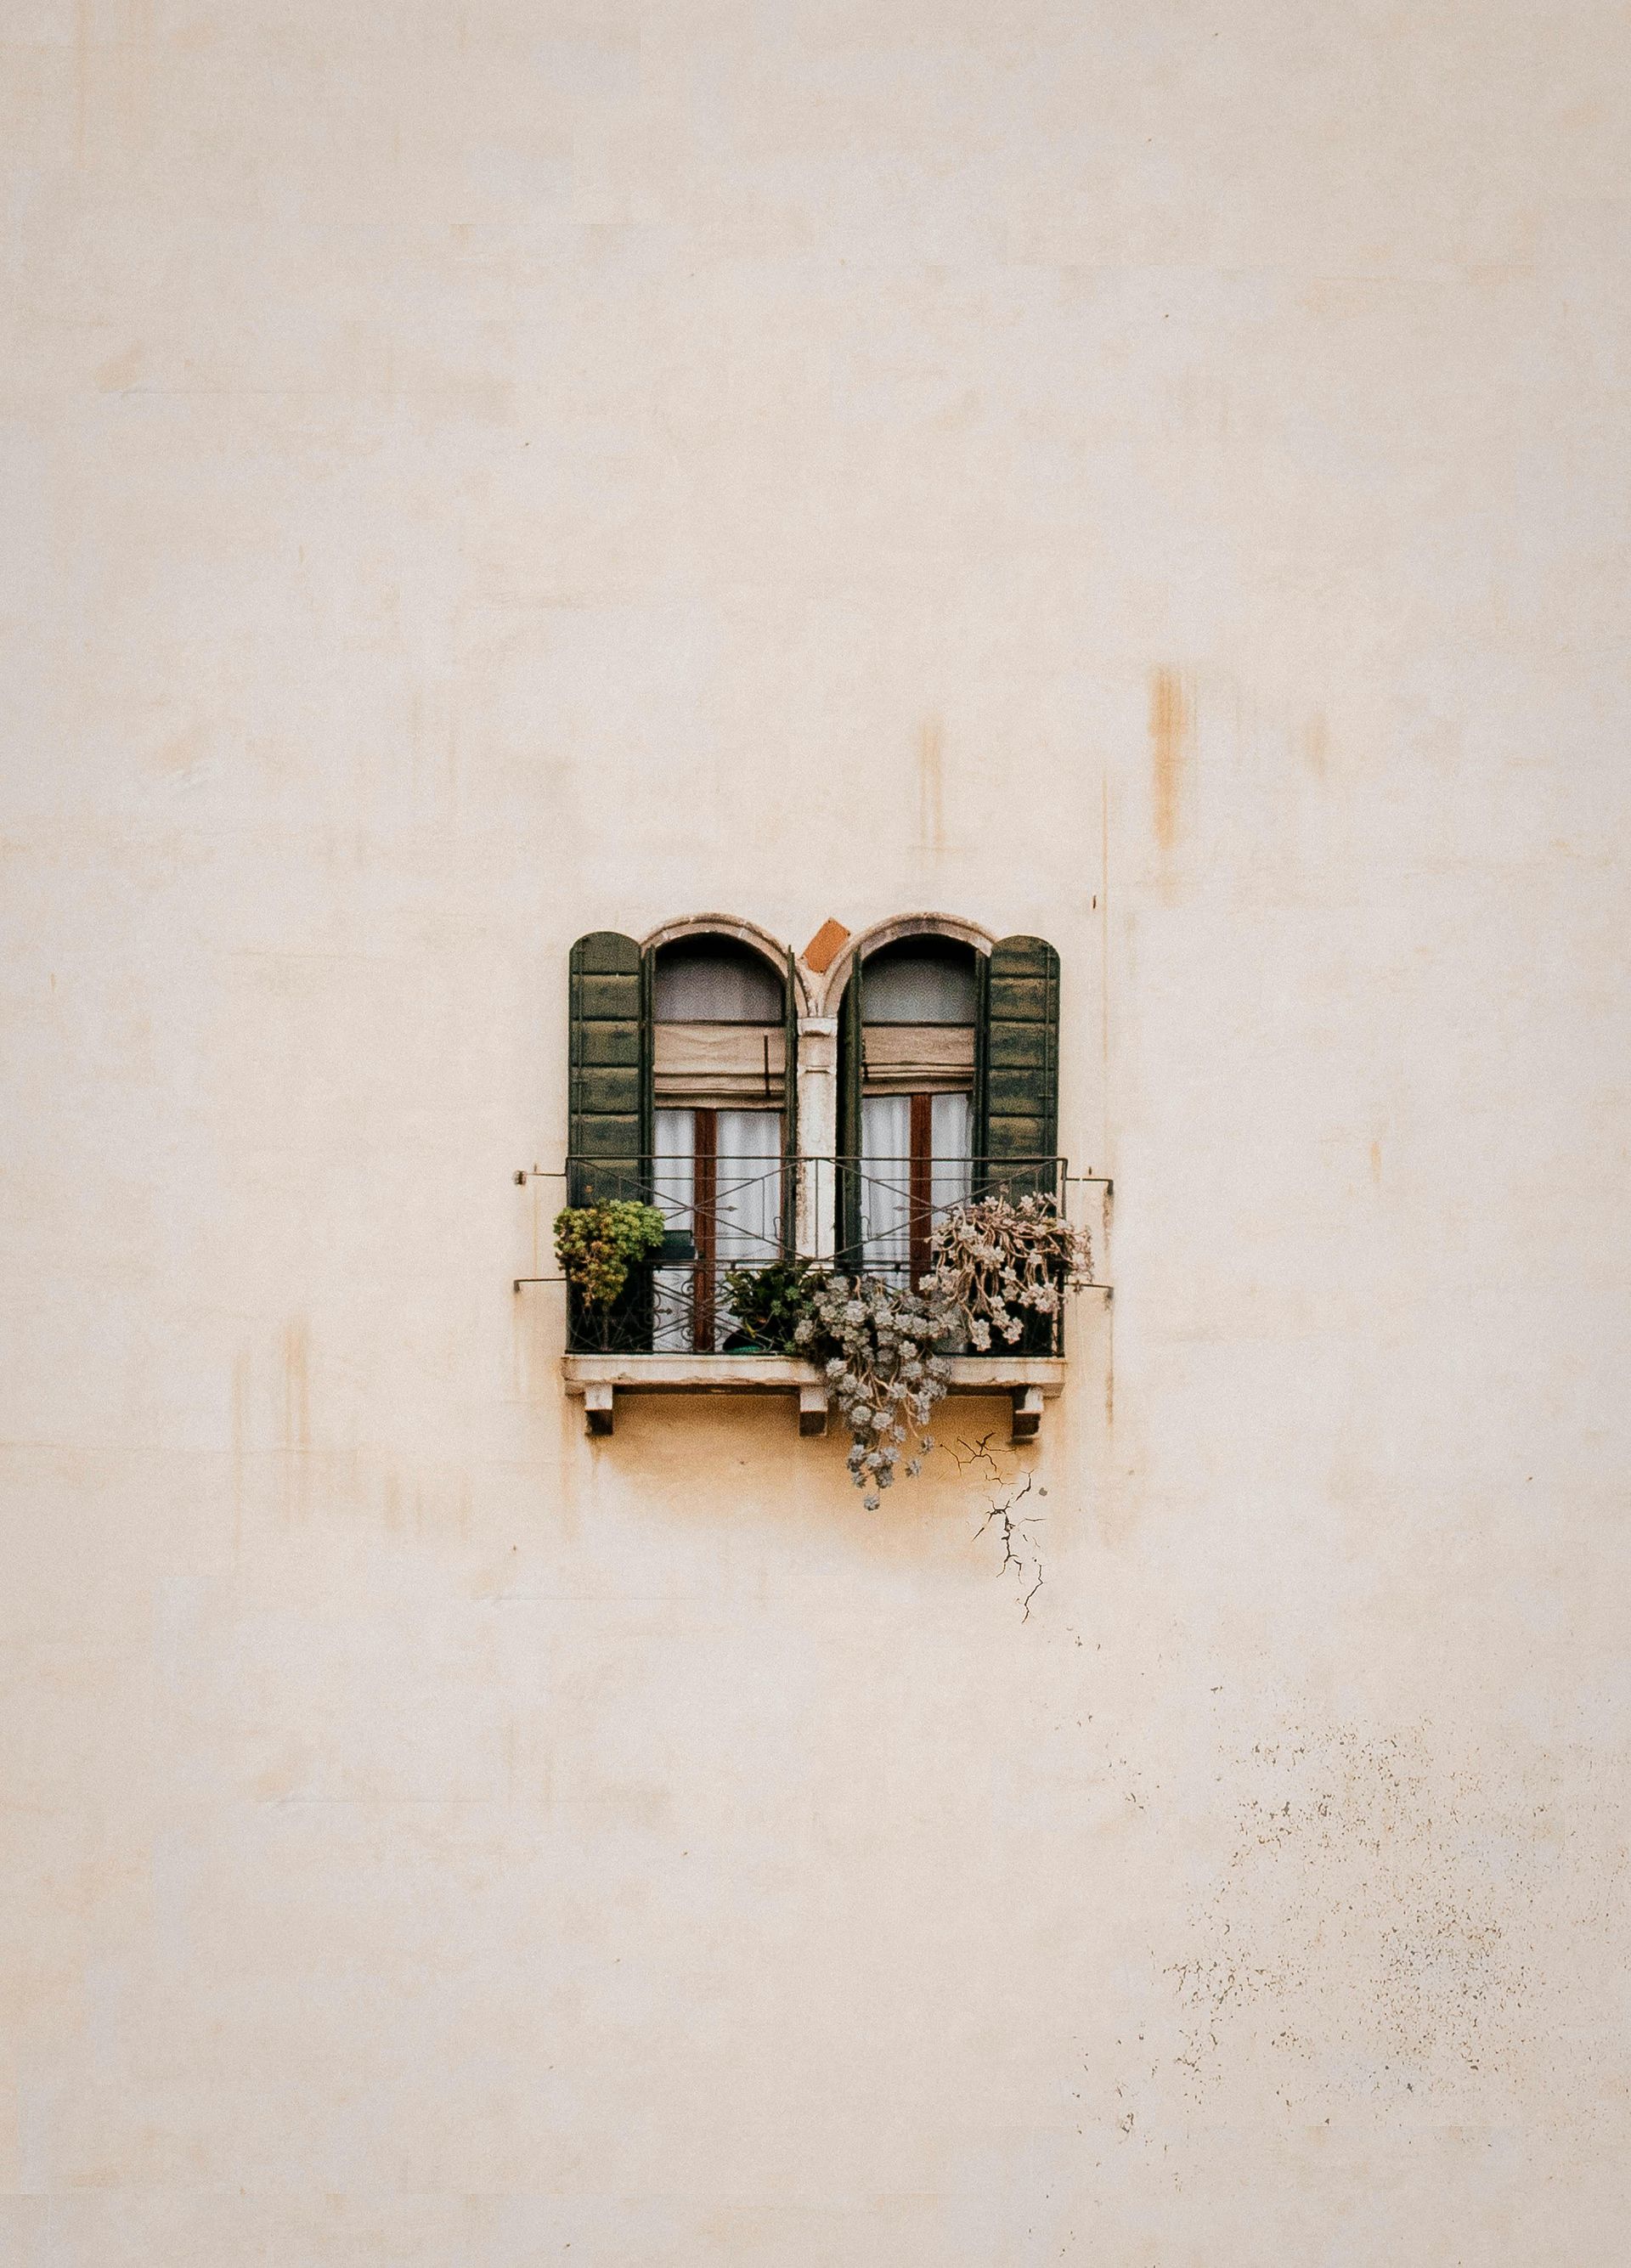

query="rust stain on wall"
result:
[1148,668,1194,853]
[279,1318,313,1524]
[73,0,90,166]
[94,342,143,393]
[231,1344,250,1556]
[281,1318,310,1455]
[917,715,945,852]
[1304,711,1330,779]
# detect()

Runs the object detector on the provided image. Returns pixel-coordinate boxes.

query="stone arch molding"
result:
[810,912,995,1018]
[640,912,1005,1012]
[638,911,1002,1019]
[641,913,815,1016]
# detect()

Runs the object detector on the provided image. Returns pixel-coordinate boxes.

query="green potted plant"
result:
[554,1199,667,1352]
[720,1255,827,1355]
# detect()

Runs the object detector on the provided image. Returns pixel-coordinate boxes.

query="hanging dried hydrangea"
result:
[793,1275,957,1508]
[923,1192,1093,1352]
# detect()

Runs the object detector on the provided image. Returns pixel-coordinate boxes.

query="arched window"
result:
[651,937,787,1352]
[564,917,1060,1351]
[652,938,783,1024]
[835,929,1060,1282]
[566,924,798,1352]
[849,936,979,1288]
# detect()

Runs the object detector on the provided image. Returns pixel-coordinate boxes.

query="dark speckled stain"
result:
[1165,1723,1535,2106]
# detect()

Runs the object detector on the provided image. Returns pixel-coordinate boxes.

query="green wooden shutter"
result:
[980,934,1059,1198]
[782,949,799,1256]
[835,955,864,1270]
[971,946,990,1162]
[639,942,656,1172]
[567,931,645,1206]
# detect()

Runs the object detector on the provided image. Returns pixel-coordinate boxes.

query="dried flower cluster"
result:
[924,1191,1093,1351]
[793,1276,957,1508]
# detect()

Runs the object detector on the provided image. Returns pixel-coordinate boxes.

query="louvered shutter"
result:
[971,947,990,1154]
[980,934,1059,1198]
[782,949,799,1256]
[567,931,646,1206]
[835,956,864,1270]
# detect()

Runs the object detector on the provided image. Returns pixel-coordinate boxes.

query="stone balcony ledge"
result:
[561,1352,1064,1444]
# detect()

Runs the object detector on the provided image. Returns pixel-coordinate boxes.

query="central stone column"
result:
[794,1016,838,1261]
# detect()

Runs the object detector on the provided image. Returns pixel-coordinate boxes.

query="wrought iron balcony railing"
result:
[558,1154,1074,1356]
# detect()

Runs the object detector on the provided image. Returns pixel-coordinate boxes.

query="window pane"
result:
[714,1109,782,1265]
[654,939,783,1023]
[862,939,977,1024]
[930,1092,973,1216]
[652,1108,696,1351]
[652,1108,696,1227]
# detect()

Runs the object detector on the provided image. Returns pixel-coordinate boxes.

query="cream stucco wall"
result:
[4,4,1630,2262]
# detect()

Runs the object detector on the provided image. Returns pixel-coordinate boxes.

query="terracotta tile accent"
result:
[802,918,849,973]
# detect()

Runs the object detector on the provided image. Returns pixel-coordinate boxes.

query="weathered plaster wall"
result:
[4,3,1629,2261]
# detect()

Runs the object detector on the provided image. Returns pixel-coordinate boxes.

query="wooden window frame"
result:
[678,1103,787,1353]
[691,1107,718,1354]
[907,1092,934,1289]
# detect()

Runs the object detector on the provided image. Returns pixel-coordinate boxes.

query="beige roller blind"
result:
[653,1023,785,1105]
[861,1024,976,1093]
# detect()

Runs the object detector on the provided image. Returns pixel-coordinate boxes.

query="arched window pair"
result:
[567,919,1059,1351]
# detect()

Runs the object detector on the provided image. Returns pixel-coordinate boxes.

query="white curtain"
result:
[861,1092,912,1279]
[860,1091,973,1283]
[652,1108,696,1352]
[714,1109,783,1267]
[652,1107,782,1350]
[930,1092,974,1216]
[930,1092,974,1347]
